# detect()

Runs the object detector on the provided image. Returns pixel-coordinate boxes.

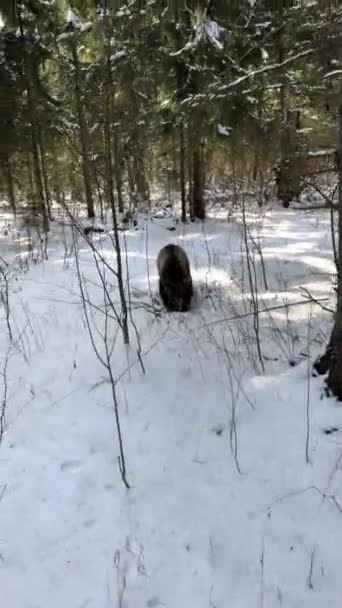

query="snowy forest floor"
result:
[0,201,342,608]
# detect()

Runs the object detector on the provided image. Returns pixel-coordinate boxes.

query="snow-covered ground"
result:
[0,204,342,607]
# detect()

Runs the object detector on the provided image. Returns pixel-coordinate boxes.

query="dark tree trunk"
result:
[104,39,129,345]
[17,5,48,233]
[133,154,149,208]
[71,42,95,220]
[323,102,342,399]
[54,181,62,207]
[127,159,135,206]
[192,143,205,220]
[104,123,129,345]
[188,131,194,219]
[252,153,258,182]
[276,18,301,208]
[37,127,52,221]
[113,132,124,213]
[314,93,342,400]
[173,16,187,223]
[4,157,16,216]
[180,122,186,223]
[31,124,49,233]
[27,151,34,203]
[94,166,104,222]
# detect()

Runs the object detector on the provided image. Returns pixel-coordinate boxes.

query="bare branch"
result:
[214,48,315,95]
[307,547,316,590]
[0,264,13,342]
[300,287,334,315]
[200,297,331,330]
[0,484,7,504]
[0,347,10,444]
[305,310,312,464]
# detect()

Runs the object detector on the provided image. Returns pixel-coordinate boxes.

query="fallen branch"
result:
[300,287,334,315]
[200,297,331,329]
[294,204,337,211]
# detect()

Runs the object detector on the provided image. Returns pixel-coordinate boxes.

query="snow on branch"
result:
[217,124,232,136]
[215,48,316,94]
[66,7,93,33]
[324,70,342,79]
[194,19,225,51]
[66,8,81,28]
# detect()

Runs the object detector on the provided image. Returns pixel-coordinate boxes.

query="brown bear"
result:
[157,244,193,312]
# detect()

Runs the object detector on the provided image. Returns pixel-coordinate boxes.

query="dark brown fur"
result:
[157,244,193,312]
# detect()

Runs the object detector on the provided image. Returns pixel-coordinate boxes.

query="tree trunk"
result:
[252,152,258,182]
[37,127,52,221]
[104,38,129,345]
[104,119,129,345]
[71,42,95,220]
[4,157,16,216]
[31,124,49,233]
[180,122,186,223]
[192,143,205,220]
[278,21,288,206]
[253,91,263,183]
[94,166,104,222]
[127,158,136,207]
[113,131,124,213]
[54,181,62,207]
[188,130,194,219]
[17,5,48,233]
[133,153,149,209]
[27,151,34,204]
[324,101,342,399]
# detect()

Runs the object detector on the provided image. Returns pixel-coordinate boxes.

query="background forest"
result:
[0,0,340,223]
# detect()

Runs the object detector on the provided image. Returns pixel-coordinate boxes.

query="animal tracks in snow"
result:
[59,459,83,473]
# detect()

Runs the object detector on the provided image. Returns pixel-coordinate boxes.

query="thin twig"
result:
[300,287,334,315]
[72,227,130,488]
[307,547,316,590]
[200,297,331,330]
[260,536,265,608]
[0,265,13,342]
[242,195,264,372]
[123,230,145,375]
[0,347,10,444]
[0,484,7,503]
[305,310,312,464]
[213,48,316,94]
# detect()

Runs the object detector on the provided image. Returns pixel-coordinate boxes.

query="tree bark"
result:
[93,165,104,222]
[113,131,124,213]
[27,151,34,203]
[104,36,129,345]
[192,143,205,220]
[17,4,49,233]
[31,123,49,233]
[104,120,129,345]
[37,127,52,221]
[71,41,95,220]
[180,121,186,222]
[54,180,62,208]
[325,101,342,399]
[133,154,149,208]
[4,157,16,216]
[188,130,194,219]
